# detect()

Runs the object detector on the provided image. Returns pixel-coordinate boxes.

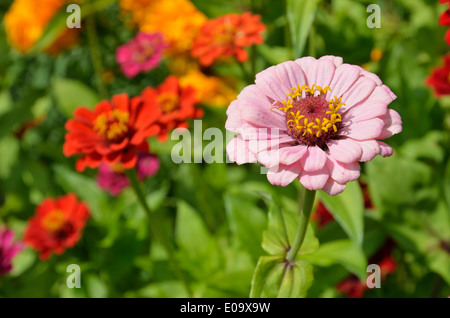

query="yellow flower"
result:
[120,0,207,55]
[119,0,153,26]
[180,67,237,108]
[4,0,66,52]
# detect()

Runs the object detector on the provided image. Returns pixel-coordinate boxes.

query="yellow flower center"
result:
[94,109,130,140]
[272,84,344,148]
[158,93,179,113]
[41,210,66,232]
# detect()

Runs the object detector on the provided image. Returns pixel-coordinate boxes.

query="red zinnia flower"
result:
[24,194,90,260]
[426,54,450,96]
[141,75,203,141]
[191,12,265,66]
[63,93,161,172]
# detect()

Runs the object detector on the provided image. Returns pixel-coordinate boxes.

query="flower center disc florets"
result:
[272,84,344,149]
[94,109,130,141]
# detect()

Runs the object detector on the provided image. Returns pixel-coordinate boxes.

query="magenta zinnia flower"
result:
[97,153,160,196]
[226,56,402,195]
[0,226,23,276]
[116,32,168,78]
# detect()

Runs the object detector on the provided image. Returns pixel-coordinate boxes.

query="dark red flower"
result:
[337,238,397,298]
[440,9,450,26]
[337,276,366,298]
[426,54,450,96]
[24,194,90,260]
[141,75,203,141]
[312,201,334,229]
[63,93,161,172]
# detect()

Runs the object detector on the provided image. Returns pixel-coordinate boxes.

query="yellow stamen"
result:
[94,109,130,140]
[41,210,65,232]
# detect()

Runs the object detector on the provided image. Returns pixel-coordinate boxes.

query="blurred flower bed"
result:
[0,0,449,298]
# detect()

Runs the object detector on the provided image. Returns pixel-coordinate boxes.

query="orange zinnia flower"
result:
[24,194,90,260]
[141,76,203,141]
[191,12,266,66]
[63,94,161,172]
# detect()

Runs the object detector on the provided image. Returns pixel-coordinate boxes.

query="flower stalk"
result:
[285,188,316,262]
[126,168,193,297]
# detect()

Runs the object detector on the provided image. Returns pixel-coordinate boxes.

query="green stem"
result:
[126,168,193,297]
[286,188,316,262]
[86,15,108,99]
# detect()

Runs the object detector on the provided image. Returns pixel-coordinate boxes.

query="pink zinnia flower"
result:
[226,56,402,195]
[116,32,168,78]
[96,153,160,196]
[0,226,23,276]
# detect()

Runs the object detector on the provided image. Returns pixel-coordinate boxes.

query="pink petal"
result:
[322,178,346,195]
[274,61,307,95]
[306,59,336,89]
[244,130,294,150]
[278,144,308,165]
[241,104,286,128]
[226,136,257,164]
[327,138,362,163]
[340,118,385,140]
[343,100,388,123]
[378,109,402,139]
[357,66,382,85]
[300,146,327,172]
[267,162,302,186]
[340,77,377,112]
[325,156,360,184]
[326,64,361,100]
[364,85,397,104]
[116,46,133,63]
[355,139,381,162]
[255,65,288,101]
[319,55,344,67]
[258,144,308,168]
[298,167,329,190]
[377,141,393,157]
[294,56,316,74]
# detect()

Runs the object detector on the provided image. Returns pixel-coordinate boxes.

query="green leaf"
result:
[0,105,33,140]
[250,256,314,298]
[318,181,364,246]
[286,0,322,58]
[445,160,450,211]
[257,44,293,65]
[52,78,100,118]
[10,248,36,277]
[53,164,108,221]
[224,193,267,261]
[250,256,282,298]
[301,239,367,280]
[175,200,212,253]
[367,155,435,212]
[400,131,444,163]
[0,90,13,116]
[86,275,109,298]
[262,200,319,257]
[276,260,314,298]
[0,136,19,179]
